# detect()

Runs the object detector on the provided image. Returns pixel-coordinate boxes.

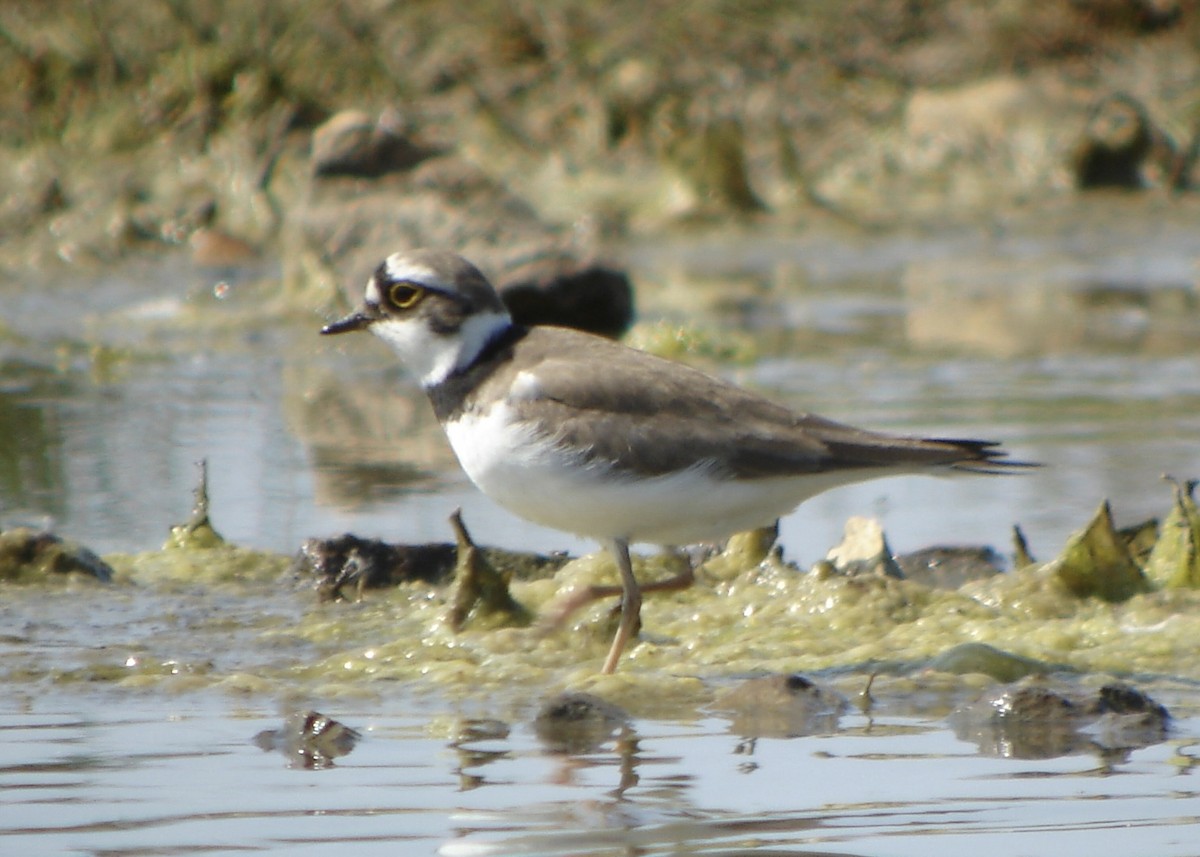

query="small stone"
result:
[823,516,904,579]
[311,108,441,178]
[189,227,256,268]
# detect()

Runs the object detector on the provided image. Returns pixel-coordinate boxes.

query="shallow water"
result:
[3,197,1200,854]
[5,691,1200,857]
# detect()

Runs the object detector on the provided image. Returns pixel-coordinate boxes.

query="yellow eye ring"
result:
[389,282,424,309]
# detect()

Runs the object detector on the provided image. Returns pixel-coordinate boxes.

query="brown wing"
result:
[496,328,1023,479]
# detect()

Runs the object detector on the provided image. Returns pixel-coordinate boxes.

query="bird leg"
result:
[602,538,642,674]
[538,548,695,642]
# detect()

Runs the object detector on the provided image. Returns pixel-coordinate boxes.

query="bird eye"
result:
[388,282,424,309]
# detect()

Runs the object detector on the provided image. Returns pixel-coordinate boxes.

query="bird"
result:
[321,248,1034,674]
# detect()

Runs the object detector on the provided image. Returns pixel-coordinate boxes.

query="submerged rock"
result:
[253,710,361,770]
[713,673,848,738]
[533,691,631,754]
[949,677,1169,759]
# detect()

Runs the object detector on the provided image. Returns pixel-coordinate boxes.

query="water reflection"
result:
[2,693,1197,856]
[0,369,69,526]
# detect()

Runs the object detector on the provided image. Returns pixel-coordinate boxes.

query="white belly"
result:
[443,403,900,547]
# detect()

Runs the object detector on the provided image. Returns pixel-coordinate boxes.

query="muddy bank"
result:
[2,0,1197,293]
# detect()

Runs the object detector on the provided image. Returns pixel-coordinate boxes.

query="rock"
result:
[816,73,1078,218]
[311,108,442,178]
[293,527,569,602]
[0,528,114,582]
[284,152,568,315]
[905,76,1036,147]
[445,510,532,631]
[1145,477,1200,588]
[823,516,904,579]
[928,642,1062,683]
[949,677,1169,759]
[292,533,459,600]
[497,253,635,338]
[699,522,780,581]
[895,545,1005,589]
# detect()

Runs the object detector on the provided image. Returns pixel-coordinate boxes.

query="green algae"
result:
[164,458,226,551]
[10,474,1200,718]
[445,510,533,631]
[1145,478,1200,589]
[927,642,1067,683]
[699,523,779,581]
[103,459,291,586]
[622,319,759,366]
[1047,501,1150,602]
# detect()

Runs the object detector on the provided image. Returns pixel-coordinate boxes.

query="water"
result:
[3,198,1200,854]
[5,693,1199,857]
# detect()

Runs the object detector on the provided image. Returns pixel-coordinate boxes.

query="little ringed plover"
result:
[322,248,1034,673]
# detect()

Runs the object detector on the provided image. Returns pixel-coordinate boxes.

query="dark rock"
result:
[293,533,458,600]
[293,528,570,602]
[498,254,635,339]
[949,677,1170,759]
[895,545,1005,589]
[0,528,113,582]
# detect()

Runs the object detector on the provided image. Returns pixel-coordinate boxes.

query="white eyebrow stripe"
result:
[383,256,438,285]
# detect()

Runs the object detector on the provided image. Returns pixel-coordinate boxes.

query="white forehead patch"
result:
[383,255,439,287]
[364,275,381,304]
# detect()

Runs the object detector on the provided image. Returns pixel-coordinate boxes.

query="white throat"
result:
[371,310,511,388]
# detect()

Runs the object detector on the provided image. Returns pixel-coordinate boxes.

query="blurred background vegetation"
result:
[1,0,1197,269]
